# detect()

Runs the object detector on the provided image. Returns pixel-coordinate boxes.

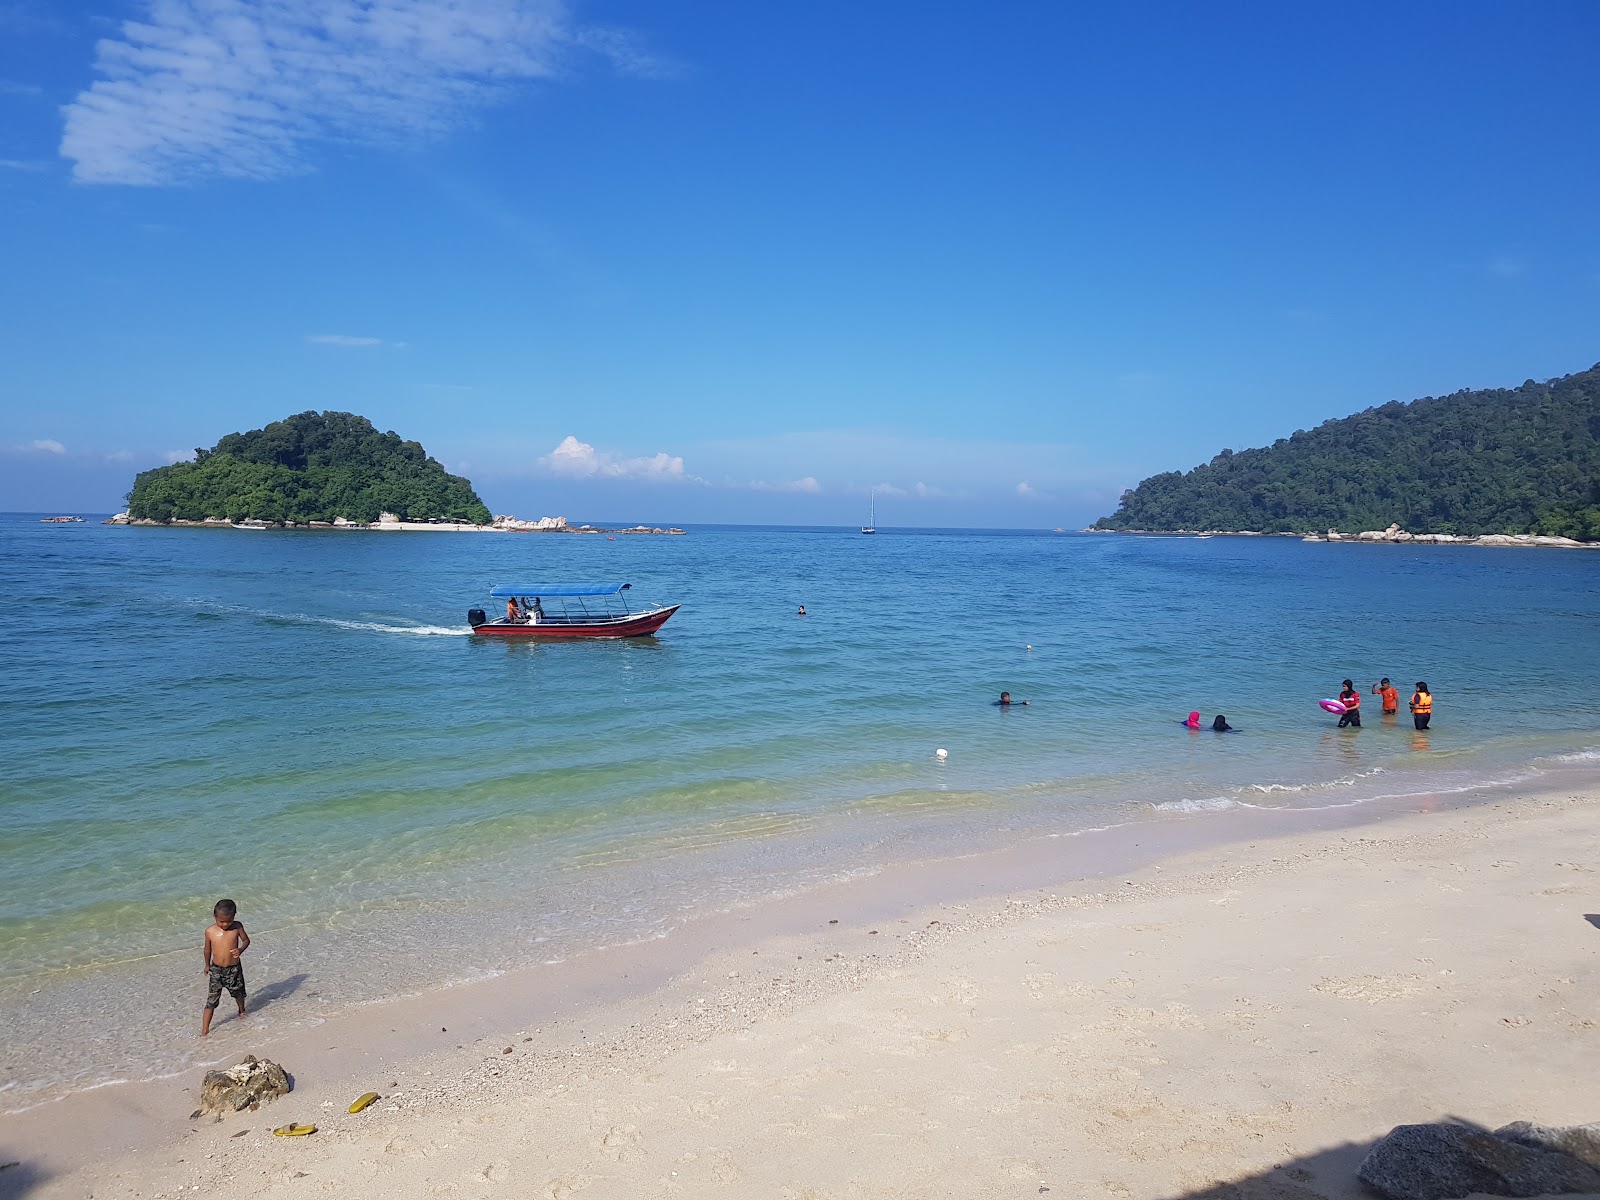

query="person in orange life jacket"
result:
[1409,681,1433,731]
[1371,677,1399,716]
[1337,679,1361,728]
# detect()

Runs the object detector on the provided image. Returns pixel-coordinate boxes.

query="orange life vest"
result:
[1410,691,1432,715]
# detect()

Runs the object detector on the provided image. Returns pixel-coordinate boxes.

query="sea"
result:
[3,513,1598,1109]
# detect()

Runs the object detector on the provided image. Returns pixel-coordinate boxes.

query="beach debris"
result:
[272,1124,316,1138]
[501,1046,513,1054]
[198,1055,290,1116]
[1357,1121,1600,1200]
[348,1092,381,1114]
[231,1130,249,1138]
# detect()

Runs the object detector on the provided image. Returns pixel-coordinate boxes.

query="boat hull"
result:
[472,605,679,639]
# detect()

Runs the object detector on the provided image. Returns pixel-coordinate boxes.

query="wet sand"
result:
[3,781,1597,1200]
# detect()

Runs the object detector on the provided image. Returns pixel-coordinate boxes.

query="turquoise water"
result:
[3,514,1599,1105]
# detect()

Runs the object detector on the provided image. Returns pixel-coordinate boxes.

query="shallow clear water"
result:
[2,515,1598,1105]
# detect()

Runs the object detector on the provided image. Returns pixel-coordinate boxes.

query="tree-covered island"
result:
[1095,364,1600,540]
[126,411,492,526]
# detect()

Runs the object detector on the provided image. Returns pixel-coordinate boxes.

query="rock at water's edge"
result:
[199,1055,291,1116]
[1357,1122,1600,1200]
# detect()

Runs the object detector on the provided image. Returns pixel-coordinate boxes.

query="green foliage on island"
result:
[127,411,492,525]
[1095,365,1600,539]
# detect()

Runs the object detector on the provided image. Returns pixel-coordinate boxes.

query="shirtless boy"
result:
[201,898,250,1036]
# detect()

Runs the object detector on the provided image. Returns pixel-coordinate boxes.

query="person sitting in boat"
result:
[529,597,544,623]
[505,597,522,623]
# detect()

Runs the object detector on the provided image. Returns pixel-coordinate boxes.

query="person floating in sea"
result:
[1211,714,1235,732]
[796,605,806,616]
[1371,677,1400,718]
[997,692,1028,706]
[1183,711,1201,729]
[1410,681,1433,730]
[201,898,250,1037]
[1337,679,1362,728]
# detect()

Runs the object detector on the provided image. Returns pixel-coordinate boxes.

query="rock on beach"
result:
[198,1056,291,1116]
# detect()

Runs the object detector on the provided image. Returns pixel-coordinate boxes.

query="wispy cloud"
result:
[27,438,65,454]
[306,333,399,348]
[1488,254,1526,277]
[104,450,136,462]
[1015,481,1045,499]
[0,158,48,172]
[0,79,44,97]
[61,0,666,186]
[749,476,821,494]
[538,435,693,483]
[164,449,194,463]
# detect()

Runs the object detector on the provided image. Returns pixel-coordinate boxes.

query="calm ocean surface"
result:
[3,514,1599,1106]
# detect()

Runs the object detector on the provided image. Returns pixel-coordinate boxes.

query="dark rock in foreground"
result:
[1357,1121,1600,1200]
[199,1055,290,1116]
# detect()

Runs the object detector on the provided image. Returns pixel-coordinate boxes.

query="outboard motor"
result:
[467,608,487,629]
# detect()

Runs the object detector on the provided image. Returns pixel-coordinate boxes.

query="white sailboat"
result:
[862,489,876,535]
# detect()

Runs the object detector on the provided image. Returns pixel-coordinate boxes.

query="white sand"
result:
[5,788,1597,1200]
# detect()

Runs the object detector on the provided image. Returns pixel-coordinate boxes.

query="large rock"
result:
[1495,1121,1600,1171]
[198,1055,291,1116]
[1358,1122,1600,1200]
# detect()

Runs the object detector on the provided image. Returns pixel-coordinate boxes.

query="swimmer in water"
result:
[797,605,806,616]
[1211,714,1234,732]
[996,692,1028,706]
[1183,711,1201,729]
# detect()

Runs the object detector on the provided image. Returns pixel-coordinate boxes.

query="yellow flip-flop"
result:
[348,1092,381,1114]
[272,1123,317,1137]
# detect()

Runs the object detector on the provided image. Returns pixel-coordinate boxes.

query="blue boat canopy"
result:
[489,583,630,598]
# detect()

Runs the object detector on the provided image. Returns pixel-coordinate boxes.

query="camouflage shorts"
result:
[205,963,246,1009]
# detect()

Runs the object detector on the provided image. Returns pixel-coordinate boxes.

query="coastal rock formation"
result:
[1299,524,1593,549]
[1357,1121,1600,1200]
[198,1055,291,1116]
[492,514,569,531]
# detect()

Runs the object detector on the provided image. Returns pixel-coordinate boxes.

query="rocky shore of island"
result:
[104,512,685,535]
[1083,524,1596,548]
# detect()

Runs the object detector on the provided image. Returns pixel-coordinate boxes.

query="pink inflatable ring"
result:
[1319,698,1348,715]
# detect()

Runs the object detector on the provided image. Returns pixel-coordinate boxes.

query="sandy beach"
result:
[4,784,1597,1200]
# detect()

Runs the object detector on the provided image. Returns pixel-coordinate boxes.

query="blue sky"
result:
[2,1,1597,525]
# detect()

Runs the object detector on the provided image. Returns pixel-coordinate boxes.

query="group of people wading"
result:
[1335,677,1433,730]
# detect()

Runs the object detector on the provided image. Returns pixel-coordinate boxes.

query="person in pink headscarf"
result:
[1183,711,1201,729]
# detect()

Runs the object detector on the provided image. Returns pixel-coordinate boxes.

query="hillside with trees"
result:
[127,411,492,525]
[1094,365,1600,540]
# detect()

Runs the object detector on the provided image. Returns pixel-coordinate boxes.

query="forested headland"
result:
[1094,365,1600,539]
[126,411,492,525]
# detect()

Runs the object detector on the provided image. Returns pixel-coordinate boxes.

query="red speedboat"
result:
[469,583,679,639]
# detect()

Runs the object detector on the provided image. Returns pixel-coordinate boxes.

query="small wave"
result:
[1152,796,1258,814]
[1239,766,1387,796]
[1547,748,1600,764]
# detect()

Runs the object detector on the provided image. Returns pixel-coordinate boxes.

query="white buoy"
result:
[935,747,948,759]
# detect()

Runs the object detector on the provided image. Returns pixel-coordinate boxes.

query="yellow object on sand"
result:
[272,1123,317,1137]
[348,1092,381,1114]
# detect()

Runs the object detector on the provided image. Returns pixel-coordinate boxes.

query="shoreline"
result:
[1082,527,1600,549]
[103,516,687,534]
[7,771,1598,1198]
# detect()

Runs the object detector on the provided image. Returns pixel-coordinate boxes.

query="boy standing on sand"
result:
[201,898,250,1037]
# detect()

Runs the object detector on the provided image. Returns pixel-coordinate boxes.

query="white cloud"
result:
[28,438,65,454]
[749,476,821,494]
[104,450,136,462]
[912,481,944,499]
[538,435,691,483]
[1015,481,1047,499]
[0,158,48,171]
[61,0,665,186]
[869,481,907,498]
[0,79,44,96]
[164,449,194,463]
[307,333,393,347]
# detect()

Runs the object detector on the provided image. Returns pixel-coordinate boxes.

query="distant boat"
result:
[862,490,876,535]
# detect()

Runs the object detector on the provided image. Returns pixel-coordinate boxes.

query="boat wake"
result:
[192,603,469,636]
